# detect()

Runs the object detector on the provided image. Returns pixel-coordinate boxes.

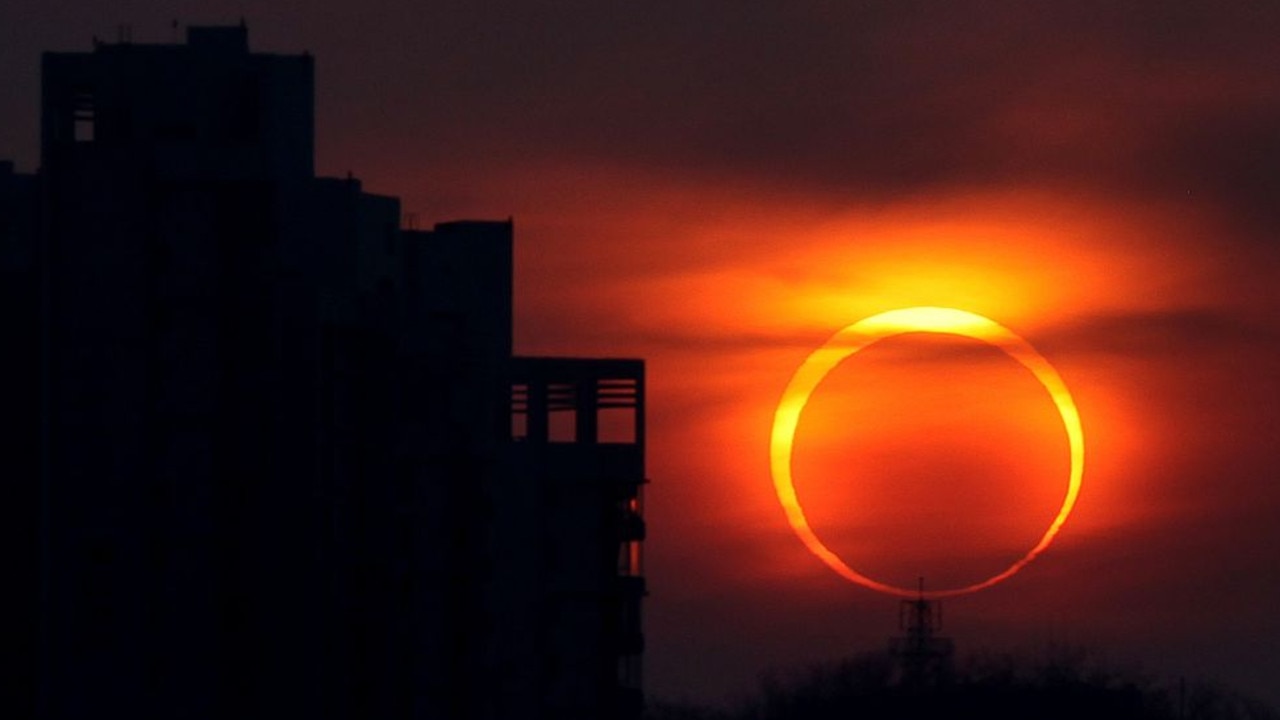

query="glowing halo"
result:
[770,307,1084,598]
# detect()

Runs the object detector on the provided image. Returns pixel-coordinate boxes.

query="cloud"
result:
[1042,308,1278,358]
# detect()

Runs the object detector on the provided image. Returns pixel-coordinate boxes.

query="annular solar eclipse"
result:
[770,307,1084,598]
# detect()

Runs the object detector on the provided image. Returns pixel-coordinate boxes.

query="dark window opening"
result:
[72,90,95,143]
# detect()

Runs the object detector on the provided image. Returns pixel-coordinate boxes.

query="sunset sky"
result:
[4,0,1280,707]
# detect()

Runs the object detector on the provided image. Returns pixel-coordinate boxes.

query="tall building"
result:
[11,25,645,720]
[0,159,40,720]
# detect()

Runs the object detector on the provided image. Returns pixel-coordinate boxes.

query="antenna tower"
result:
[889,578,955,689]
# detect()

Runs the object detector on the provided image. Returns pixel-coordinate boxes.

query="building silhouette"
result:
[3,25,645,720]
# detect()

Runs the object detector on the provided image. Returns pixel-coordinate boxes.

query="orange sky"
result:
[4,0,1280,708]
[494,170,1280,702]
[390,156,1232,691]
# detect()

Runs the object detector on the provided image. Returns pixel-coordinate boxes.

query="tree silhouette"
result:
[648,646,1279,720]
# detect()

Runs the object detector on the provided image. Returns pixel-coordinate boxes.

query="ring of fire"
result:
[770,307,1085,598]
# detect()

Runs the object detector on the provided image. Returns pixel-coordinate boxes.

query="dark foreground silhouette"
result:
[7,25,647,720]
[649,646,1279,720]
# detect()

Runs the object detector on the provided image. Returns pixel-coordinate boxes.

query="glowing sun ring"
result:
[770,307,1084,599]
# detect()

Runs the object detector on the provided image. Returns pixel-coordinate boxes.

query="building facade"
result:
[7,25,645,720]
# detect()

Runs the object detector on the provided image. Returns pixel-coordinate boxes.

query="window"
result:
[72,89,95,142]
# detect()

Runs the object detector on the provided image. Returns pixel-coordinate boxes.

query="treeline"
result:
[648,646,1278,720]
